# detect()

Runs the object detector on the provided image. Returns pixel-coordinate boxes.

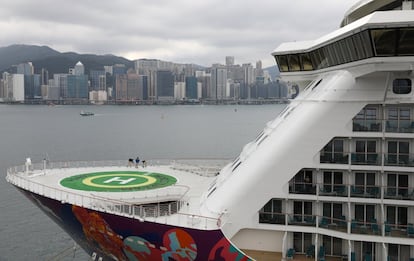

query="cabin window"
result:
[392,79,412,94]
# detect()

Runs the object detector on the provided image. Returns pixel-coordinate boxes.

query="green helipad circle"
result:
[60,171,177,192]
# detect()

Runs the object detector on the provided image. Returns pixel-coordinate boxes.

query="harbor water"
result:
[0,103,285,260]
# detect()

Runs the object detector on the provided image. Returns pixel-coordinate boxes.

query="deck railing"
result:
[6,159,224,229]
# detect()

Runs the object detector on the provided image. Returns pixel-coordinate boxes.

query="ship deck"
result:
[6,159,228,229]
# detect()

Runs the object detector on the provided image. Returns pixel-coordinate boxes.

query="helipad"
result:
[60,171,177,192]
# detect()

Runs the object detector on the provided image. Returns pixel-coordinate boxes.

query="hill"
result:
[0,44,134,75]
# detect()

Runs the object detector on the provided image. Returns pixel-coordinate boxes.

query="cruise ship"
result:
[6,0,414,260]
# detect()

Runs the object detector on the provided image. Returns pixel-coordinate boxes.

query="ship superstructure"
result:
[7,0,414,260]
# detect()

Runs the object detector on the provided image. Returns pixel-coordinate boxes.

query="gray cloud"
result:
[0,0,361,67]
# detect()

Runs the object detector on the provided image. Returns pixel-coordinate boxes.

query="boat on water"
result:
[6,0,414,260]
[80,111,94,116]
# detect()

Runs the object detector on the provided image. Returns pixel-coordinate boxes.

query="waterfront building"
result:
[12,74,24,101]
[156,70,174,99]
[185,76,198,100]
[211,65,227,100]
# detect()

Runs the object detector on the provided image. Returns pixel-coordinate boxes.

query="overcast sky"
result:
[0,0,362,68]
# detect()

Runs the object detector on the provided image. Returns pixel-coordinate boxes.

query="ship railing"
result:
[6,159,223,229]
[7,159,228,176]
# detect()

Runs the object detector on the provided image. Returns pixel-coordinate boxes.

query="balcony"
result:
[259,212,414,238]
[320,153,349,164]
[320,152,414,167]
[353,119,382,132]
[351,152,380,165]
[352,118,414,133]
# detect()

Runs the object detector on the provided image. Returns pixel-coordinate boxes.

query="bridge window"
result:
[288,54,301,71]
[398,28,414,55]
[371,29,397,56]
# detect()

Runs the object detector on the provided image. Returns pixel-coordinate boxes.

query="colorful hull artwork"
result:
[17,188,252,261]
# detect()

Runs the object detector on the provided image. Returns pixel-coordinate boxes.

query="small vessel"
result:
[7,0,414,260]
[80,111,94,116]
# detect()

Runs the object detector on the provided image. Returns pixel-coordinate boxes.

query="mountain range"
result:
[0,44,279,78]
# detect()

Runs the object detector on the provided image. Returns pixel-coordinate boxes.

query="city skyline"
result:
[0,56,288,104]
[0,1,360,68]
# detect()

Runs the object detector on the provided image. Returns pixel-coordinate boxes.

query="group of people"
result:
[128,156,146,168]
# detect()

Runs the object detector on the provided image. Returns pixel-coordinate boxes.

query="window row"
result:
[289,170,414,200]
[259,199,414,239]
[275,27,414,72]
[354,104,414,133]
[289,233,411,261]
[320,138,414,166]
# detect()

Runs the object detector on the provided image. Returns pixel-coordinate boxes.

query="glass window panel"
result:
[318,48,328,69]
[352,34,366,60]
[346,37,358,61]
[288,54,301,71]
[333,237,342,255]
[355,204,364,221]
[399,141,409,154]
[371,29,397,56]
[356,140,366,152]
[398,207,407,225]
[300,53,313,71]
[333,42,345,65]
[333,204,342,219]
[387,206,396,224]
[388,174,396,187]
[272,199,282,213]
[366,205,375,221]
[324,171,332,184]
[304,233,312,252]
[367,141,376,152]
[400,108,410,119]
[334,139,344,152]
[393,79,412,94]
[397,28,414,55]
[339,39,352,63]
[366,173,375,185]
[310,50,321,69]
[356,173,365,186]
[360,30,374,57]
[388,108,398,119]
[366,108,377,119]
[276,55,289,72]
[304,202,312,215]
[398,175,408,187]
[323,236,332,255]
[293,232,302,252]
[323,203,332,217]
[334,172,342,184]
[388,141,398,153]
[294,201,302,214]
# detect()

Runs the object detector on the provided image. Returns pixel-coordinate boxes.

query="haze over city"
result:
[0,0,361,67]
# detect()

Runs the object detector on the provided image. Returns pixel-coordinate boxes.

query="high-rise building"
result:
[74,61,85,76]
[226,56,235,66]
[90,70,106,91]
[12,74,24,101]
[156,70,174,99]
[17,62,34,75]
[67,75,88,99]
[211,66,227,100]
[185,76,198,100]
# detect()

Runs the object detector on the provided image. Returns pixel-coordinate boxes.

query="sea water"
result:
[0,104,285,260]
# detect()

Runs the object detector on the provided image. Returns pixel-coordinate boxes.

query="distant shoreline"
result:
[0,98,289,106]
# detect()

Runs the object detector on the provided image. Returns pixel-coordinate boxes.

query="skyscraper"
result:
[74,61,85,76]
